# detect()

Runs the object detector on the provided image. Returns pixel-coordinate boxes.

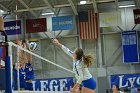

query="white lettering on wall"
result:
[33,78,70,91]
[118,75,140,88]
[128,77,136,87]
[136,77,140,85]
[40,80,49,91]
[59,79,68,91]
[4,26,20,30]
[119,75,128,88]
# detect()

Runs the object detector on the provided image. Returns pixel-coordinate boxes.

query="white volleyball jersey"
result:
[61,45,92,84]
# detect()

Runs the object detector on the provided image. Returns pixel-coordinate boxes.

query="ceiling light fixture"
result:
[0,10,4,13]
[80,0,87,5]
[119,4,135,8]
[41,12,54,15]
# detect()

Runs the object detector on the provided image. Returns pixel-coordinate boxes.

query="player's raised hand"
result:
[53,39,62,47]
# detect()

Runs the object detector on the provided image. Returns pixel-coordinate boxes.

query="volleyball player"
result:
[25,62,34,90]
[21,40,34,91]
[13,62,27,90]
[13,40,34,90]
[13,40,27,90]
[53,39,96,93]
[112,84,125,93]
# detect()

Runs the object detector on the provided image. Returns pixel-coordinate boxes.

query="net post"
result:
[1,15,12,92]
[2,31,12,93]
[8,44,13,92]
[17,47,20,92]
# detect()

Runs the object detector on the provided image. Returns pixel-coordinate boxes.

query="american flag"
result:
[78,10,99,39]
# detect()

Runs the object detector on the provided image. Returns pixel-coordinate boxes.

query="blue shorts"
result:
[82,78,96,90]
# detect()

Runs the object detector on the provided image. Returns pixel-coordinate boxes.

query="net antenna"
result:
[15,0,21,92]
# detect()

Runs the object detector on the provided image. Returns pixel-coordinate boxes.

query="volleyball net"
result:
[7,41,74,93]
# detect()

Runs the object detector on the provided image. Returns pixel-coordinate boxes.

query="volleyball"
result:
[29,42,37,50]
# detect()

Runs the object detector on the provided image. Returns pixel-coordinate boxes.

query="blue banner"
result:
[0,48,2,64]
[52,16,74,31]
[32,77,73,91]
[3,20,21,35]
[110,73,140,88]
[122,31,139,63]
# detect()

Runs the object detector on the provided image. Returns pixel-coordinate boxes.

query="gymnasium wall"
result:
[2,1,140,92]
[102,7,140,73]
[99,6,140,93]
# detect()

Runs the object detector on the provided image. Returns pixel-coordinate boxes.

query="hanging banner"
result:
[110,73,140,88]
[52,16,74,31]
[99,11,121,27]
[0,46,5,67]
[121,31,139,63]
[0,16,4,31]
[78,11,99,39]
[32,77,73,91]
[26,18,47,33]
[0,48,2,64]
[133,9,140,24]
[3,20,21,35]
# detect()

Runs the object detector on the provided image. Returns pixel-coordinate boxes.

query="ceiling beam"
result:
[134,0,140,8]
[15,4,69,12]
[18,0,37,17]
[92,0,98,13]
[0,4,9,11]
[7,0,15,9]
[42,0,57,15]
[97,0,115,3]
[115,0,118,11]
[67,0,78,15]
[15,0,116,13]
[28,0,34,6]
